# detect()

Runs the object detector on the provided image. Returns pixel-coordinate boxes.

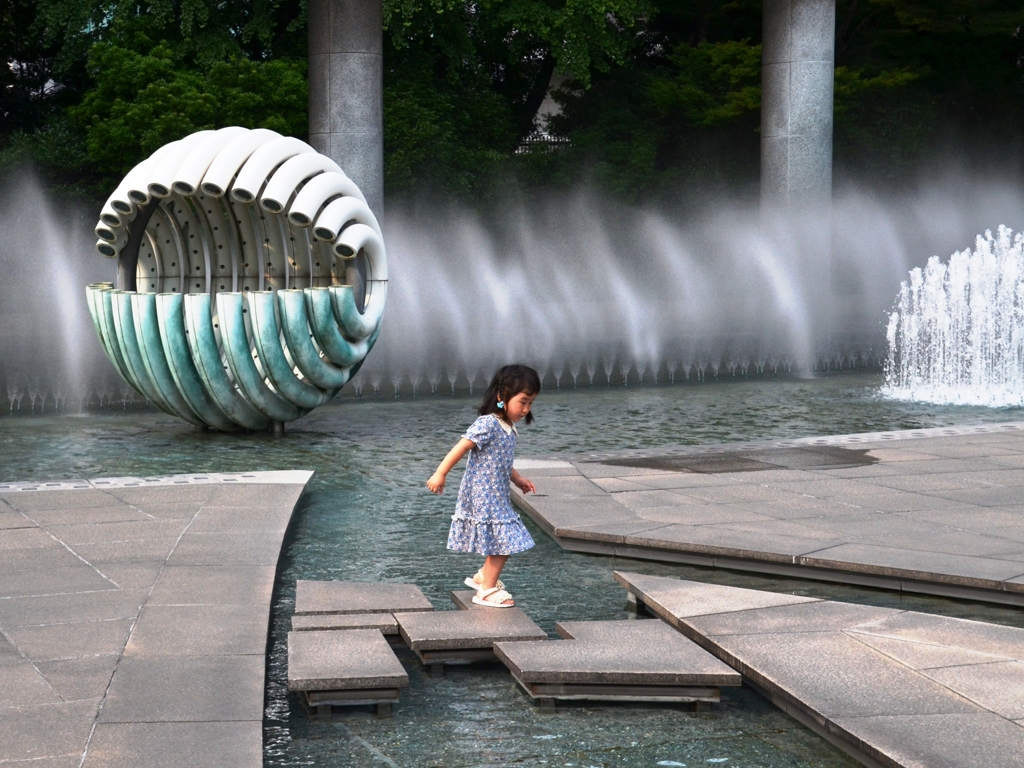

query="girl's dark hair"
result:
[479,364,541,424]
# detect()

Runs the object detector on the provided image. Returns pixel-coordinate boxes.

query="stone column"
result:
[761,0,835,207]
[308,0,384,218]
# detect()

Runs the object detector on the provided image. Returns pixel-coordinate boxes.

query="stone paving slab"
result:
[396,608,547,666]
[294,580,433,615]
[0,470,312,767]
[513,422,1024,605]
[291,613,400,635]
[287,629,409,691]
[495,619,740,689]
[615,570,1024,768]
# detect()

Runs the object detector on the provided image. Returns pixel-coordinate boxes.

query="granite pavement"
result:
[616,570,1024,768]
[513,422,1024,605]
[0,470,311,768]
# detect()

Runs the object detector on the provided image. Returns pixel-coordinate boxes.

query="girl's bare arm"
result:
[427,438,476,494]
[509,467,536,494]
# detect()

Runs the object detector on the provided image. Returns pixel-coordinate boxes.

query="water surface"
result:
[3,373,1023,767]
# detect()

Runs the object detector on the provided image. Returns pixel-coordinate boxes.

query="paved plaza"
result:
[513,422,1024,605]
[0,471,311,767]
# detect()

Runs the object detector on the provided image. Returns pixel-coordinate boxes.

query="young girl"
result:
[426,364,540,607]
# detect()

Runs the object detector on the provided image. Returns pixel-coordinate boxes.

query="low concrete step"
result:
[494,619,740,710]
[395,608,547,674]
[287,629,408,717]
[294,580,433,616]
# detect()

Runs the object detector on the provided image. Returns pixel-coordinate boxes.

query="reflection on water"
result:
[2,374,1023,767]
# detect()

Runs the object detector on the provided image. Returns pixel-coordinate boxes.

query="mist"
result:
[2,168,1023,411]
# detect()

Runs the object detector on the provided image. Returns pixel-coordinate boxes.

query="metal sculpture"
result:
[86,127,386,431]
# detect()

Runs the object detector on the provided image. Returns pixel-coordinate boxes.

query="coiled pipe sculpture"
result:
[86,127,386,431]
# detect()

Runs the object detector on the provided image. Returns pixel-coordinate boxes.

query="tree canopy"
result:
[2,0,1022,205]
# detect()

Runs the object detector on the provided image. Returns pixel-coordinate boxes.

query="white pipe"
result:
[287,172,367,228]
[229,136,314,204]
[260,153,342,213]
[95,235,123,258]
[99,200,125,229]
[200,129,279,197]
[148,130,215,198]
[312,196,381,241]
[171,126,249,196]
[333,222,388,280]
[103,144,175,218]
[125,141,179,206]
[95,222,117,242]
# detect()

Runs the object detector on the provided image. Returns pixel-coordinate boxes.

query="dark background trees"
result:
[2,0,1022,206]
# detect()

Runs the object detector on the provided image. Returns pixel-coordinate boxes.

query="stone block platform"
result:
[294,580,433,615]
[291,612,400,639]
[287,629,408,717]
[616,570,1024,768]
[494,619,740,709]
[396,605,547,673]
[513,422,1024,605]
[0,471,311,768]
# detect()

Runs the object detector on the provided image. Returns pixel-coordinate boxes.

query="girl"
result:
[426,364,541,607]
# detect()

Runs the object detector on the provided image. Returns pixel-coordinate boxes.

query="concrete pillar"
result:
[308,0,384,218]
[761,0,835,207]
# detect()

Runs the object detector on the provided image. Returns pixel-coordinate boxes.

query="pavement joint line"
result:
[13,509,121,590]
[75,496,207,767]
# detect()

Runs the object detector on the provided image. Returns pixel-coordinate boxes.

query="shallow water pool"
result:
[3,373,1024,767]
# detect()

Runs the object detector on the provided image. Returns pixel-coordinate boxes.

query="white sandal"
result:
[472,587,515,608]
[464,571,504,592]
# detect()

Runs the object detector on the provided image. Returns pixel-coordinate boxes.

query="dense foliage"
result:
[2,0,1023,204]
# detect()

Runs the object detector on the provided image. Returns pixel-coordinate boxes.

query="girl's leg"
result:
[480,555,509,590]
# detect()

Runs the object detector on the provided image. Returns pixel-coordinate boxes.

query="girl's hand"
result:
[427,473,446,494]
[513,476,536,494]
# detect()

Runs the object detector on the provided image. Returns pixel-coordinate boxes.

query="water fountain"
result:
[884,225,1024,407]
[85,127,387,430]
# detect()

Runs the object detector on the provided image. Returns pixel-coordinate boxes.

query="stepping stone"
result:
[294,580,433,615]
[395,608,547,674]
[287,629,408,717]
[450,589,496,610]
[290,613,401,643]
[494,619,741,710]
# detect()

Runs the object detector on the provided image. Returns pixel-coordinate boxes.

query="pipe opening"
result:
[172,182,195,195]
[262,199,283,212]
[314,227,334,241]
[128,189,149,204]
[232,189,255,203]
[149,183,170,198]
[335,244,355,258]
[98,243,117,257]
[201,183,224,197]
[112,200,132,214]
[101,213,122,227]
[96,228,116,242]
[290,213,311,227]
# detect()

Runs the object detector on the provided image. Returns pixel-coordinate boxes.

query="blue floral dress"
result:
[446,414,536,556]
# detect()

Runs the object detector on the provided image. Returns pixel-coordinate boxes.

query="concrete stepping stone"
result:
[287,629,408,717]
[395,607,547,674]
[494,619,740,710]
[293,580,433,616]
[290,613,401,643]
